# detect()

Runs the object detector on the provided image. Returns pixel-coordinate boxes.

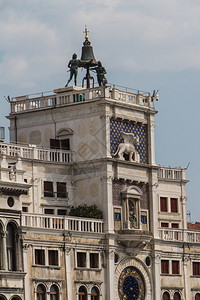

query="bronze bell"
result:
[80,39,97,68]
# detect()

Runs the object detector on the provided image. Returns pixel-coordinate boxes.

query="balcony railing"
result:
[10,85,155,114]
[159,228,200,243]
[0,142,72,163]
[157,167,186,181]
[22,213,104,234]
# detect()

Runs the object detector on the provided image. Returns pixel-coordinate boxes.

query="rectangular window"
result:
[90,253,99,268]
[161,260,169,274]
[172,260,179,274]
[171,198,178,213]
[160,197,168,212]
[22,206,28,212]
[57,182,67,198]
[77,252,86,268]
[61,139,70,150]
[35,249,45,265]
[193,262,200,275]
[50,139,60,149]
[48,250,58,266]
[44,181,54,197]
[44,209,54,215]
[57,209,67,215]
[50,138,70,150]
[161,223,169,228]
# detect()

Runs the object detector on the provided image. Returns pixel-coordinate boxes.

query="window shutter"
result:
[50,139,60,149]
[171,198,178,212]
[44,181,54,197]
[61,139,70,150]
[57,182,67,198]
[172,261,179,274]
[160,197,167,212]
[193,262,200,275]
[161,260,169,274]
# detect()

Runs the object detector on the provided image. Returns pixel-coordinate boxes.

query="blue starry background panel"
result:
[110,119,147,164]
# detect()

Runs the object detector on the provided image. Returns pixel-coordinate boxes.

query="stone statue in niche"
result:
[129,200,137,229]
[114,131,140,162]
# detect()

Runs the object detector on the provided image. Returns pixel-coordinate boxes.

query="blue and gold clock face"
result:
[118,266,145,300]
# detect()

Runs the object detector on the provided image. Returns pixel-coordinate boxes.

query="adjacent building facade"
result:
[0,84,200,300]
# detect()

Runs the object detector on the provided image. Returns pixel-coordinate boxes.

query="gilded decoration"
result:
[118,266,145,300]
[110,119,147,164]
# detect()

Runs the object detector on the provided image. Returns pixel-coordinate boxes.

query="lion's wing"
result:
[121,131,135,144]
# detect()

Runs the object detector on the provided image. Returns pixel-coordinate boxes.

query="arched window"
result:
[163,292,170,300]
[11,297,22,300]
[6,223,17,271]
[91,286,99,300]
[195,293,200,300]
[37,284,46,300]
[0,295,7,300]
[50,285,59,300]
[174,292,181,300]
[78,286,87,300]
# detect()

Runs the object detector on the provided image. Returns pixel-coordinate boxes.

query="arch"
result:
[115,257,152,300]
[50,284,59,300]
[174,291,181,300]
[11,297,22,300]
[36,284,46,300]
[195,293,200,300]
[163,291,170,300]
[78,285,87,300]
[56,128,73,137]
[0,295,7,300]
[121,185,143,198]
[91,286,100,300]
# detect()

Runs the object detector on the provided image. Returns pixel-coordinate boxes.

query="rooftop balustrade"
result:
[157,166,186,181]
[10,85,155,114]
[159,228,200,243]
[22,213,104,234]
[0,142,72,163]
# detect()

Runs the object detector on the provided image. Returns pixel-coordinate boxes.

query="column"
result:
[23,244,31,299]
[153,253,161,300]
[65,247,72,300]
[103,176,114,233]
[183,255,190,300]
[2,231,7,270]
[106,247,115,300]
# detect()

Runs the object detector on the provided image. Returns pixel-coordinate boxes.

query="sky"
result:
[0,0,200,222]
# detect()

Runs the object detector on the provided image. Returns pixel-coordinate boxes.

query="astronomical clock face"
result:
[118,266,145,300]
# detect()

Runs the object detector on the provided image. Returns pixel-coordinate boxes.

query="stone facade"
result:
[0,85,199,299]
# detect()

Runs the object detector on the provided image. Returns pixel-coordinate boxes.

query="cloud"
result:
[0,0,200,91]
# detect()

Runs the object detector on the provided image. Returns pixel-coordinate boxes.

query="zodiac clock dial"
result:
[118,266,145,300]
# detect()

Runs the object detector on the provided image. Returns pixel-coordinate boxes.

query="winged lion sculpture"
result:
[114,131,140,162]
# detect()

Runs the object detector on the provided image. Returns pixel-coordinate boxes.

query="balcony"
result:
[157,166,187,181]
[0,142,72,163]
[159,228,200,243]
[10,85,155,115]
[22,213,104,234]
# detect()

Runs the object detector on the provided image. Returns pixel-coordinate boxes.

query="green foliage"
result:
[69,204,103,219]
